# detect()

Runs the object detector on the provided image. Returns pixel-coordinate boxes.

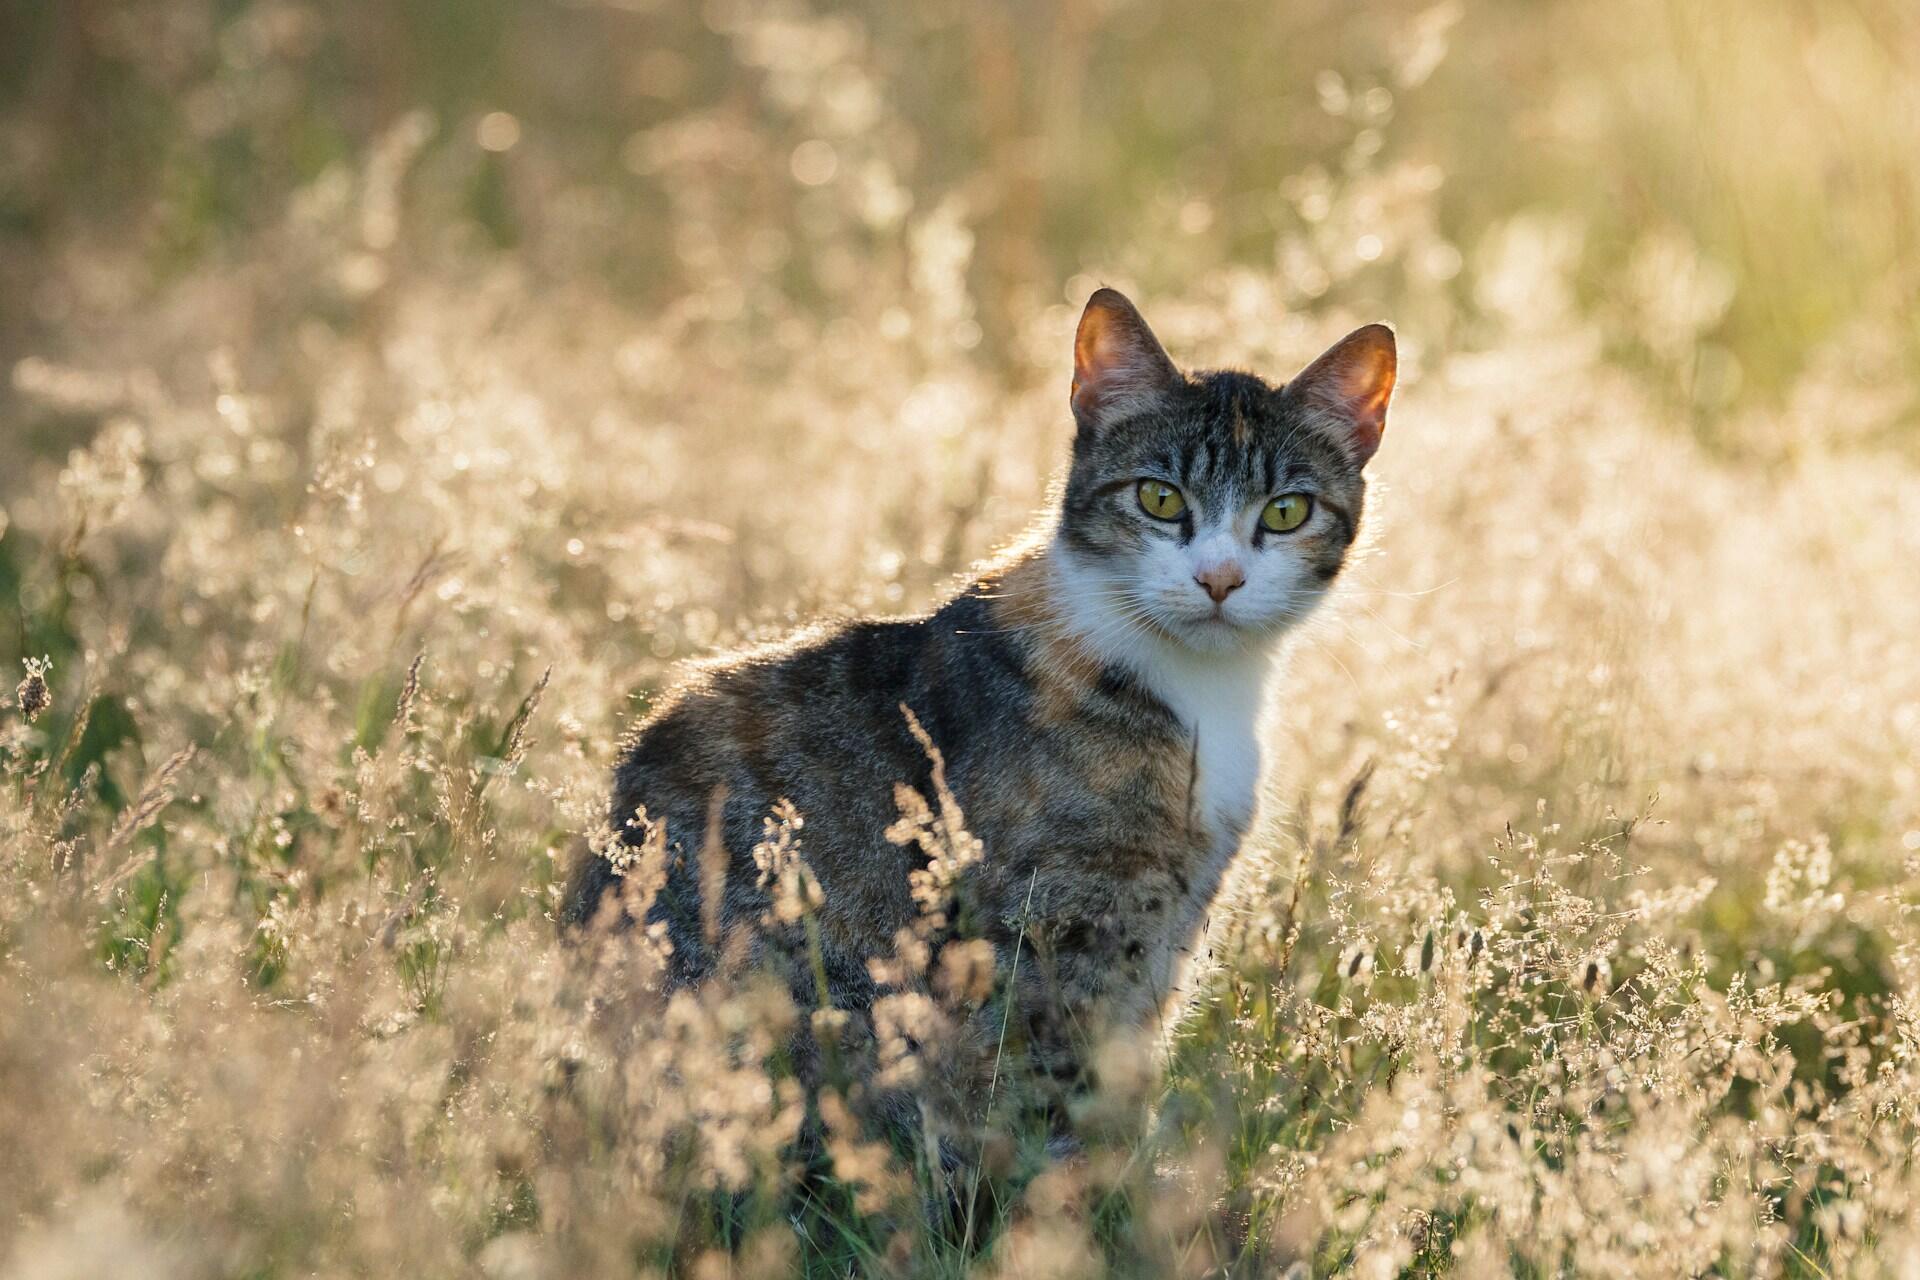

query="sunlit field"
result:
[5,2,1920,1276]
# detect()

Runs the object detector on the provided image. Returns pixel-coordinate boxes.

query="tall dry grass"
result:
[4,1,1920,1276]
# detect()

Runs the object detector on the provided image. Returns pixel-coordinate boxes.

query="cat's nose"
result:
[1194,564,1245,603]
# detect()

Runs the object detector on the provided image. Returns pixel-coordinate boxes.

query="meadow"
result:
[3,1,1920,1275]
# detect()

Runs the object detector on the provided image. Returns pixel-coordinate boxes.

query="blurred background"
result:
[5,3,1920,1274]
[4,0,1918,459]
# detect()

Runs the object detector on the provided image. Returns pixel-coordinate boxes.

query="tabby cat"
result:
[567,289,1395,1137]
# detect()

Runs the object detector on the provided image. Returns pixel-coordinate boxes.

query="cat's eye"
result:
[1137,480,1186,521]
[1261,494,1313,533]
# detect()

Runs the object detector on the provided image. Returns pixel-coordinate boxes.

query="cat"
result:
[566,288,1394,1142]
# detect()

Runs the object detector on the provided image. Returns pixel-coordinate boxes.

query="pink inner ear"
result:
[1071,290,1178,423]
[1296,324,1396,462]
[1073,326,1133,411]
[1343,354,1394,453]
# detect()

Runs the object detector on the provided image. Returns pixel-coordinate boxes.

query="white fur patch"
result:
[1144,644,1270,865]
[1050,543,1277,849]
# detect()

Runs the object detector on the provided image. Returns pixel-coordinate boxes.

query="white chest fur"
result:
[1133,644,1270,844]
[1047,544,1277,849]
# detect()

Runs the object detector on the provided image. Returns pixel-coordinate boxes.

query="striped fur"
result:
[567,291,1394,1133]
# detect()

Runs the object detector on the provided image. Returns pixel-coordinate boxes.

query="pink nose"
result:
[1195,564,1245,603]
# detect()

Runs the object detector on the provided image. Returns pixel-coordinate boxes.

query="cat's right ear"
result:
[1072,288,1182,432]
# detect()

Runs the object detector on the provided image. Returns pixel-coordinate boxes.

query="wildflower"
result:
[934,937,997,1006]
[15,656,50,722]
[394,652,425,734]
[1579,955,1611,996]
[1343,944,1374,986]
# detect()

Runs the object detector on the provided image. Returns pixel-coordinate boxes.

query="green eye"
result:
[1137,480,1186,521]
[1261,494,1313,533]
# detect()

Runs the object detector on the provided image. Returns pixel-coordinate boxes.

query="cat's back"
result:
[621,586,1029,794]
[566,584,1035,939]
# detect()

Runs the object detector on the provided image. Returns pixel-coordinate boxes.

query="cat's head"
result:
[1055,288,1394,658]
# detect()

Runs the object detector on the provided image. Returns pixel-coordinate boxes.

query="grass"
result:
[4,1,1920,1276]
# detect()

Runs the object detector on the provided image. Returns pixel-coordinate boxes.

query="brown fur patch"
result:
[569,301,1388,1144]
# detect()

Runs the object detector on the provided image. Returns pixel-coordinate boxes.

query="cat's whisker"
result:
[1337,571,1460,602]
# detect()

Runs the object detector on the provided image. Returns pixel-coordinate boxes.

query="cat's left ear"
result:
[1286,323,1397,466]
[1072,288,1183,432]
